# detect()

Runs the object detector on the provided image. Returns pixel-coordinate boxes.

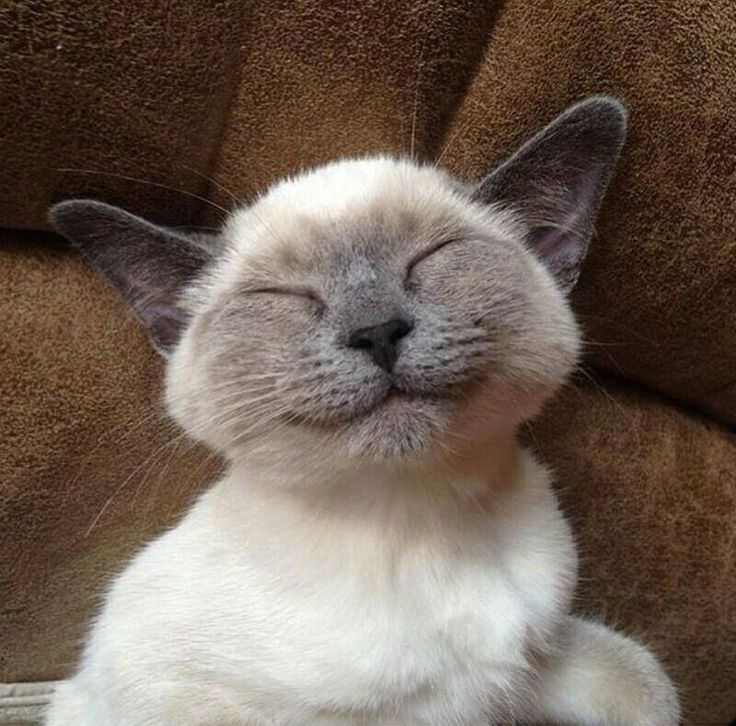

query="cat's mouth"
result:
[383,386,408,403]
[274,378,453,460]
[277,373,454,445]
[355,383,440,421]
[344,383,450,459]
[350,374,456,426]
[375,382,429,408]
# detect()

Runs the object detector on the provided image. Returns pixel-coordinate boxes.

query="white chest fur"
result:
[64,450,576,725]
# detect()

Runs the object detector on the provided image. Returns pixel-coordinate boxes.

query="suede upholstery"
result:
[1,1,734,723]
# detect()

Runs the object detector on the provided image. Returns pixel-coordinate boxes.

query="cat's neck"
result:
[213,431,523,532]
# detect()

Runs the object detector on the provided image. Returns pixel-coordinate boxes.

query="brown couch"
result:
[1,1,734,723]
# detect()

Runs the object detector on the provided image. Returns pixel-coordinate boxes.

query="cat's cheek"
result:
[445,380,552,444]
[487,383,552,422]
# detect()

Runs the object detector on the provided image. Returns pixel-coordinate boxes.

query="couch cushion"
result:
[439,0,736,425]
[208,0,498,210]
[530,374,736,725]
[0,230,218,683]
[3,0,734,425]
[0,682,56,724]
[0,0,248,229]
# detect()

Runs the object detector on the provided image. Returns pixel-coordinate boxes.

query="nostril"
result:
[347,317,414,373]
[350,336,372,350]
[348,319,413,349]
[388,319,413,343]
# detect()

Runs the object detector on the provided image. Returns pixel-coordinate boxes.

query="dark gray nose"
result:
[347,318,413,373]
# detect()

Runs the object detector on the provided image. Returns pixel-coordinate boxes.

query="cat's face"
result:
[51,97,626,476]
[167,159,576,464]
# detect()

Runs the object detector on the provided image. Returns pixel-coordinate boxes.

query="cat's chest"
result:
[137,465,573,714]
[203,534,560,711]
[316,554,540,680]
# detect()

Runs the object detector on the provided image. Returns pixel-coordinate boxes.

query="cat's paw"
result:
[537,617,680,725]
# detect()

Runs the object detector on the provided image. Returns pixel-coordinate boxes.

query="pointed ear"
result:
[49,200,212,355]
[474,96,627,292]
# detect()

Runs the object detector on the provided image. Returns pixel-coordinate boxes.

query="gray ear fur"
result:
[49,200,212,355]
[474,96,627,292]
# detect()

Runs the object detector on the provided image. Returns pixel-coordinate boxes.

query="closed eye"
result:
[249,285,323,305]
[406,238,464,279]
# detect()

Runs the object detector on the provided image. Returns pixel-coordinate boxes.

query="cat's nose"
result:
[347,318,414,373]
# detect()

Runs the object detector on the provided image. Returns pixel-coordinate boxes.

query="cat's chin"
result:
[341,376,560,465]
[343,392,449,461]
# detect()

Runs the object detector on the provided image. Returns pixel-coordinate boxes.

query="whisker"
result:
[433,92,496,169]
[434,113,471,168]
[169,225,223,233]
[84,430,191,536]
[139,434,199,527]
[184,165,245,208]
[56,167,231,216]
[134,431,190,513]
[60,405,176,510]
[409,40,426,162]
[574,366,627,416]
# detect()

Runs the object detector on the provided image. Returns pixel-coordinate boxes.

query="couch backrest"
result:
[1,0,734,425]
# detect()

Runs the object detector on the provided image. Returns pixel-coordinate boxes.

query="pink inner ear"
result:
[137,299,188,352]
[49,200,211,355]
[528,225,587,292]
[473,98,625,294]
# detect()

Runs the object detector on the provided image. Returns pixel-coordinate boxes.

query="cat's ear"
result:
[50,200,212,355]
[473,96,627,292]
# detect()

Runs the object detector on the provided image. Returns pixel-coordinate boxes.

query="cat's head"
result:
[51,97,626,478]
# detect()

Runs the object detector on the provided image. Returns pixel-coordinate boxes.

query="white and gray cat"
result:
[45,97,679,725]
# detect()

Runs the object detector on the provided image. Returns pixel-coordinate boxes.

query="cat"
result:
[44,97,680,725]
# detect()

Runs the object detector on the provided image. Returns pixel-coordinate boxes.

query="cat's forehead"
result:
[222,158,486,266]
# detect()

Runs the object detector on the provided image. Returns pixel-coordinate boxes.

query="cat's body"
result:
[46,99,680,725]
[51,452,572,724]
